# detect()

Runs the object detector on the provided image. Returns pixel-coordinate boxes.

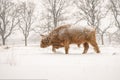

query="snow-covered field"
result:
[0,44,120,80]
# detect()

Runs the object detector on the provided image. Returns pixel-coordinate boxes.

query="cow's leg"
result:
[64,41,70,54]
[65,45,69,54]
[89,41,100,53]
[77,44,80,47]
[82,42,89,54]
[52,46,56,53]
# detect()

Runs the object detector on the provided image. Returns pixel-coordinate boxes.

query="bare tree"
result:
[0,0,19,45]
[99,22,113,45]
[110,0,120,29]
[34,13,52,35]
[18,2,35,46]
[41,0,69,29]
[109,0,120,44]
[74,0,109,30]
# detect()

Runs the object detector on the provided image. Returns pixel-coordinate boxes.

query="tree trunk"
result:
[25,36,27,46]
[2,36,6,45]
[101,34,104,45]
[53,17,57,28]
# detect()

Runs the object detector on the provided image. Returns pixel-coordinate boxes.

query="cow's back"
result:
[57,25,96,44]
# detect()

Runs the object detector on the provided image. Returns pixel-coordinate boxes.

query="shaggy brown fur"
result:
[41,24,80,52]
[40,24,100,54]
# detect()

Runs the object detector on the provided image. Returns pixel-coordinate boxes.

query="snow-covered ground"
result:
[0,44,120,80]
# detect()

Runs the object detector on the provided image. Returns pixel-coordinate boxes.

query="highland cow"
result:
[40,25,80,52]
[40,24,100,54]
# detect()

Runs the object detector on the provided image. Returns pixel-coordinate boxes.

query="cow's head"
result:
[40,34,52,48]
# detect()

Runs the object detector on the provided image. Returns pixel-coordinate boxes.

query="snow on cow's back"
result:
[58,24,95,36]
[70,25,95,32]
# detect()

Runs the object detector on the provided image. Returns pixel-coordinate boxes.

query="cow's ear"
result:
[40,34,46,38]
[40,34,45,37]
